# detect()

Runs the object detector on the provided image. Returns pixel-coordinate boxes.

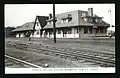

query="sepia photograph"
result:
[4,4,115,73]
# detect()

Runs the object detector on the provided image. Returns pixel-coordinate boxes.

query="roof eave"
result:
[12,29,34,32]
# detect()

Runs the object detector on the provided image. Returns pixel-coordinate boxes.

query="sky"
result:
[5,4,115,27]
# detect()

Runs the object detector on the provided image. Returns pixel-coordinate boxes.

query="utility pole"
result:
[108,8,112,28]
[108,8,112,38]
[53,4,56,43]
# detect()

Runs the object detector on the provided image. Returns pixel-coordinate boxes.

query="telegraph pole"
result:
[108,8,112,38]
[108,8,112,28]
[53,4,56,43]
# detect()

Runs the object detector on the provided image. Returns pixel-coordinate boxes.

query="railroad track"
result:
[5,54,42,68]
[5,41,115,67]
[31,45,115,67]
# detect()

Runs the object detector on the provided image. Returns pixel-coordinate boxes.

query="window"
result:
[48,21,51,24]
[89,18,93,22]
[100,27,103,33]
[95,19,98,22]
[99,19,102,22]
[95,18,102,23]
[84,27,88,34]
[89,28,92,33]
[49,30,53,35]
[68,28,72,34]
[36,30,39,34]
[65,19,68,23]
[82,13,86,16]
[68,14,72,17]
[63,20,65,23]
[61,16,72,23]
[47,22,49,24]
[45,31,47,35]
[75,27,79,33]
[51,21,53,24]
[96,29,98,33]
[61,19,67,23]
[37,22,39,26]
[62,19,64,23]
[104,28,107,33]
[84,18,87,22]
[61,20,63,23]
[93,18,96,23]
[49,31,52,37]
[58,29,61,34]
[63,28,67,34]
[49,32,52,34]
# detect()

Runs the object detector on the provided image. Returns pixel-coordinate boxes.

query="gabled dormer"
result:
[81,8,103,23]
[34,16,48,30]
[61,14,72,23]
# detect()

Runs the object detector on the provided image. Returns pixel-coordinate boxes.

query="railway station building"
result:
[12,8,110,38]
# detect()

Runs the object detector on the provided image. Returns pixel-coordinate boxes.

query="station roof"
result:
[44,10,109,29]
[12,10,110,32]
[12,22,35,32]
[12,16,48,32]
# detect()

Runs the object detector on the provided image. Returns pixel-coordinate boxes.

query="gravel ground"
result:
[5,37,115,54]
[5,46,99,68]
[5,38,115,68]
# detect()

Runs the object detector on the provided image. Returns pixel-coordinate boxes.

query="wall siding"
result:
[15,26,107,38]
[45,27,79,38]
[45,26,107,38]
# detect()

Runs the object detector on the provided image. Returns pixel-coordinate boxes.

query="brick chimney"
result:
[88,8,93,16]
